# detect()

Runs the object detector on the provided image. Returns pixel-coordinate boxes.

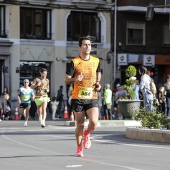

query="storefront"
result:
[118,53,170,88]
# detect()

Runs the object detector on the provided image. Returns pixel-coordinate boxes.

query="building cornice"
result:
[0,0,113,11]
[118,6,170,14]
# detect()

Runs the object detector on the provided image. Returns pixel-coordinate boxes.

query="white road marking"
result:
[1,129,142,170]
[65,165,82,168]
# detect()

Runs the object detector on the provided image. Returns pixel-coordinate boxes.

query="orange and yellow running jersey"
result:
[70,56,100,100]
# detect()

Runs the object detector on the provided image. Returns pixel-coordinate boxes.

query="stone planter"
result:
[118,100,142,119]
[126,127,170,143]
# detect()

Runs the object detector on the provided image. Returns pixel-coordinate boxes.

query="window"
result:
[19,62,50,86]
[163,24,170,45]
[67,11,101,42]
[0,6,6,38]
[127,22,145,45]
[20,8,51,39]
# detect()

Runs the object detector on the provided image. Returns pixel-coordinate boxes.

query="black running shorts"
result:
[20,103,31,109]
[71,99,99,112]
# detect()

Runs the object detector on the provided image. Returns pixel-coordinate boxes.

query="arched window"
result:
[67,11,101,42]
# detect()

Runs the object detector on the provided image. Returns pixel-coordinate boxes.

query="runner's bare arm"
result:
[65,73,83,84]
[96,72,101,82]
[95,72,101,91]
[30,84,37,89]
[17,93,21,104]
[46,84,50,92]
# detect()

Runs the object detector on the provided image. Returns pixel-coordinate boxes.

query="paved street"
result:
[0,120,170,170]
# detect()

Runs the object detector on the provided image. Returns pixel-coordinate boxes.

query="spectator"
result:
[115,85,127,102]
[115,85,127,119]
[139,65,154,111]
[68,84,73,115]
[29,98,37,120]
[2,100,11,120]
[2,87,11,109]
[131,79,140,100]
[47,101,52,115]
[164,75,170,116]
[2,87,10,101]
[56,85,65,118]
[158,86,166,114]
[51,97,59,120]
[103,84,112,120]
[98,91,103,120]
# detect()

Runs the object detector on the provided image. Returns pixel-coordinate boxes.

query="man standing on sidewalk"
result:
[103,84,112,120]
[64,36,101,157]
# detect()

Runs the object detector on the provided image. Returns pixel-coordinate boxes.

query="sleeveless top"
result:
[69,56,100,100]
[33,78,49,96]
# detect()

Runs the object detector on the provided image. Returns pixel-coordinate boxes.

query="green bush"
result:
[134,107,170,129]
[125,65,136,78]
[123,65,137,100]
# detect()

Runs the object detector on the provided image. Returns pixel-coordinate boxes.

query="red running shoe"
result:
[83,130,91,149]
[75,146,83,157]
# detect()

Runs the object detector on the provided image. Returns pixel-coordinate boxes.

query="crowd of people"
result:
[1,45,170,124]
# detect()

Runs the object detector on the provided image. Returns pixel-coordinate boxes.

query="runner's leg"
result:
[25,106,30,122]
[42,101,48,126]
[74,111,85,146]
[86,107,99,133]
[37,105,42,125]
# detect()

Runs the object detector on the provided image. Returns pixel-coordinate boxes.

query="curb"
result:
[64,120,142,127]
[126,127,170,143]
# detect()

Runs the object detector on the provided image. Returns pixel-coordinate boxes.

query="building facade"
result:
[0,0,114,109]
[1,0,170,110]
[116,0,170,87]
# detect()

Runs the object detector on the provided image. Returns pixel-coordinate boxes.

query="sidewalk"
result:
[64,119,142,127]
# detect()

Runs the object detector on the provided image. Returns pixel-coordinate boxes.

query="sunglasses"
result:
[24,82,29,83]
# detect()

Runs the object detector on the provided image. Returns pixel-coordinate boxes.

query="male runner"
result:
[65,36,101,157]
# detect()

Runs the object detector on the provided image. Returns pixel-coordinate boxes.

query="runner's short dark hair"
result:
[79,36,92,47]
[40,68,48,73]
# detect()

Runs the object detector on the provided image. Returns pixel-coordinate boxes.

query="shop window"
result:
[20,8,51,40]
[0,6,7,38]
[67,11,101,42]
[19,62,50,86]
[127,22,145,45]
[163,24,170,45]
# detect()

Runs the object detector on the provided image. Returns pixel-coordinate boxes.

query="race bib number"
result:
[78,87,93,99]
[22,95,29,100]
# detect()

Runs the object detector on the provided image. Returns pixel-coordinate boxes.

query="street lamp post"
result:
[113,0,117,87]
